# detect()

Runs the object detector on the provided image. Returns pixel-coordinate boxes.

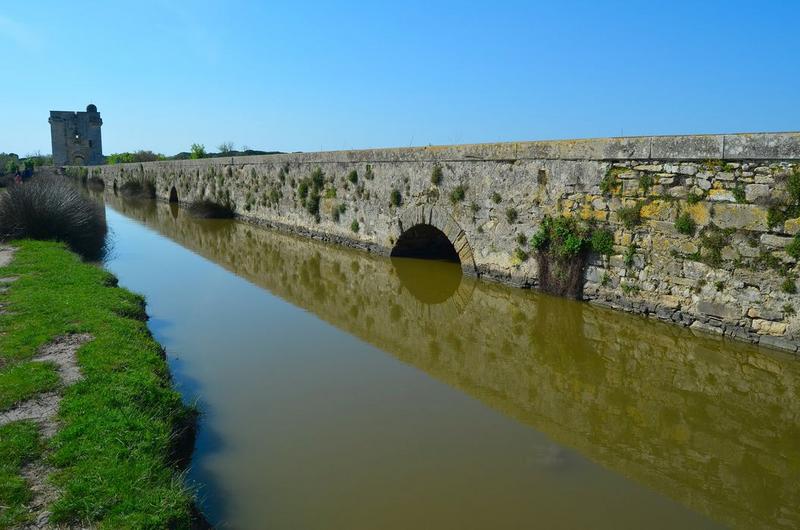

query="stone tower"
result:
[49,104,104,165]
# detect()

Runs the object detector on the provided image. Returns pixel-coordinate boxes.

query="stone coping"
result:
[74,132,800,169]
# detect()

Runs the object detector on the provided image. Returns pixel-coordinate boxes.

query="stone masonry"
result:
[75,132,800,352]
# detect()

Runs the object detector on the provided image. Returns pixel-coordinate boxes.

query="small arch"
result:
[113,180,118,194]
[169,186,179,203]
[391,224,459,262]
[394,205,476,274]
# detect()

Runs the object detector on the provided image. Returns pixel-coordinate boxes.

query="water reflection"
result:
[103,193,800,530]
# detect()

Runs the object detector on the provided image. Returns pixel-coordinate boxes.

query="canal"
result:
[100,194,799,529]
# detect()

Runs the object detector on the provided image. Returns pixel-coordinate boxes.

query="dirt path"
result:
[0,246,94,529]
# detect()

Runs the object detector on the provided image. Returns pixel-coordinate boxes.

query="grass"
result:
[0,421,42,529]
[0,241,198,528]
[505,208,518,224]
[491,192,502,204]
[0,361,60,411]
[617,202,643,229]
[390,189,402,207]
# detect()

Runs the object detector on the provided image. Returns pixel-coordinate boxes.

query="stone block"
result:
[760,234,793,249]
[712,204,769,231]
[745,184,771,203]
[697,300,742,320]
[708,189,735,202]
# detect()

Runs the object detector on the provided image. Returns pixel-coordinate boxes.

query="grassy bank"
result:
[0,240,199,528]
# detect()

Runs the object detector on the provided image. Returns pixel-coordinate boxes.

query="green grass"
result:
[0,421,42,528]
[0,361,60,411]
[0,240,197,528]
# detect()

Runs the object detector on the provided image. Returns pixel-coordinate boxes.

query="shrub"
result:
[787,234,800,259]
[491,192,502,204]
[187,199,235,218]
[782,278,797,294]
[675,211,697,235]
[390,189,402,207]
[350,220,360,233]
[600,167,626,195]
[505,208,518,224]
[347,170,358,184]
[590,228,614,256]
[617,202,642,229]
[431,166,443,185]
[516,233,527,246]
[0,177,107,260]
[513,247,529,262]
[624,244,636,268]
[306,191,320,218]
[784,304,796,316]
[788,170,800,205]
[450,184,466,203]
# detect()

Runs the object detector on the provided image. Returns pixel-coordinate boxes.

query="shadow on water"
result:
[97,190,800,530]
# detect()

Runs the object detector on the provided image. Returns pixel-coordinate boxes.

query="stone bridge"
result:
[76,132,800,351]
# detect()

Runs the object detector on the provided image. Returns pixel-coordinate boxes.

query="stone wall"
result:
[77,132,800,352]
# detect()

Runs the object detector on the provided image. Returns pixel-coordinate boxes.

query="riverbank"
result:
[0,240,203,528]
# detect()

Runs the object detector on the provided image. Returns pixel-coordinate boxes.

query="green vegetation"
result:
[787,234,800,259]
[189,143,206,159]
[469,201,480,214]
[530,215,597,297]
[298,180,309,199]
[364,165,374,180]
[491,192,502,204]
[350,220,360,232]
[639,174,654,194]
[0,421,42,528]
[0,361,60,411]
[782,278,797,294]
[696,225,733,267]
[624,244,637,268]
[347,170,358,184]
[217,141,234,154]
[505,208,518,224]
[617,202,643,229]
[450,184,466,203]
[431,166,443,185]
[390,189,402,207]
[324,188,336,199]
[766,171,800,229]
[513,247,529,262]
[332,203,347,223]
[686,191,705,205]
[0,177,108,261]
[590,228,615,256]
[516,233,527,246]
[0,241,198,528]
[106,151,166,164]
[732,184,746,203]
[675,211,697,236]
[783,304,796,316]
[600,167,626,195]
[715,280,725,292]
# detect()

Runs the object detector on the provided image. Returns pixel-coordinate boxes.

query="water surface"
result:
[102,196,800,529]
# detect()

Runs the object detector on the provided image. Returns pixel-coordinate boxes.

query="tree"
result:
[190,143,207,160]
[217,142,234,154]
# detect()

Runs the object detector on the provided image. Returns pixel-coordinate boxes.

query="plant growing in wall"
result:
[530,215,593,298]
[617,202,643,229]
[347,170,358,184]
[506,208,518,224]
[675,211,697,236]
[350,220,360,232]
[450,185,466,204]
[431,166,443,185]
[390,189,402,207]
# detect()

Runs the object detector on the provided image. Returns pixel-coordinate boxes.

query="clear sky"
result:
[1,1,799,156]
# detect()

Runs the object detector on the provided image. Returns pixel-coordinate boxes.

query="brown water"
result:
[101,195,800,530]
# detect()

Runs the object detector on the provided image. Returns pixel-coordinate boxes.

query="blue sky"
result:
[1,1,798,156]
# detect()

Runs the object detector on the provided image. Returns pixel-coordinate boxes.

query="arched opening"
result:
[390,224,460,263]
[113,180,118,194]
[169,186,179,203]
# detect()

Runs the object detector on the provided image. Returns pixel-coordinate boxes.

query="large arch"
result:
[393,205,476,274]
